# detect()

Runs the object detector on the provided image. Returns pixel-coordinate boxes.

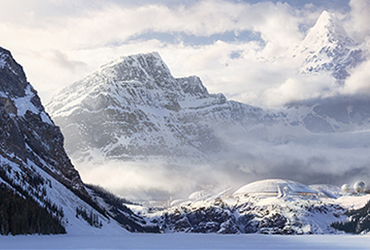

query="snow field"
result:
[0,234,370,249]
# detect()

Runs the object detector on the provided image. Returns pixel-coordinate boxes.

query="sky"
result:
[0,0,369,108]
[1,0,370,200]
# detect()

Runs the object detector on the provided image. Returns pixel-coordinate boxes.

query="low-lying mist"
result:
[75,127,370,202]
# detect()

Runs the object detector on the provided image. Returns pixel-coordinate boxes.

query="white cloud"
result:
[341,57,370,95]
[262,73,337,107]
[346,0,370,43]
[0,0,312,105]
[76,159,238,201]
[2,0,363,108]
[74,129,370,200]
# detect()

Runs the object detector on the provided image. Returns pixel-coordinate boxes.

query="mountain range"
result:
[1,10,370,236]
[46,51,279,163]
[46,11,370,198]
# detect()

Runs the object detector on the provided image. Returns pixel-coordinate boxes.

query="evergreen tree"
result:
[0,184,66,235]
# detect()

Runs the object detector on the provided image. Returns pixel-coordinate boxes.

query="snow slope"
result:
[0,154,126,236]
[0,46,156,235]
[147,195,361,235]
[133,186,370,235]
[293,11,364,81]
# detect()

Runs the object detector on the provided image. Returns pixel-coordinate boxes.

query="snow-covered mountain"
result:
[0,46,158,235]
[155,197,345,234]
[293,11,364,82]
[284,11,370,133]
[47,52,278,163]
[46,51,370,167]
[133,189,370,235]
[46,11,370,201]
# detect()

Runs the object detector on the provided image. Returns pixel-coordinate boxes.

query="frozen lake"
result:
[1,234,369,250]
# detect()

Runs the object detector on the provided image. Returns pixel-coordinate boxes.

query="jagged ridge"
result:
[293,11,364,81]
[47,52,275,163]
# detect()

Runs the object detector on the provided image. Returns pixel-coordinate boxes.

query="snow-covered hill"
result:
[0,46,158,235]
[47,52,279,163]
[285,10,369,133]
[132,188,370,235]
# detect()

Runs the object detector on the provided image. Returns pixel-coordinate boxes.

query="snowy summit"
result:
[294,11,364,80]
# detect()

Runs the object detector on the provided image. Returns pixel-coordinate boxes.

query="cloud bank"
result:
[76,129,370,201]
[1,0,368,107]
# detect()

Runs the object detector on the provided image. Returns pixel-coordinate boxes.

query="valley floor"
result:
[0,233,369,250]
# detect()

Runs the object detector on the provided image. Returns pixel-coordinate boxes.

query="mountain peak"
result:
[102,52,162,70]
[0,47,28,98]
[313,11,351,42]
[315,11,341,30]
[293,11,363,81]
[301,11,354,51]
[97,51,174,85]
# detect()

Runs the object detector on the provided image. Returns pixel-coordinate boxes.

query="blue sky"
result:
[0,0,368,107]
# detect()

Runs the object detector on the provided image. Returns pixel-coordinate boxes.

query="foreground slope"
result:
[1,234,370,249]
[0,46,157,235]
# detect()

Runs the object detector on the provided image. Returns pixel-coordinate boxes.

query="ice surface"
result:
[0,234,369,249]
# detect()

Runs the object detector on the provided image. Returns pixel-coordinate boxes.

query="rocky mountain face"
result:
[0,46,86,196]
[0,46,158,235]
[47,52,278,163]
[332,199,370,234]
[46,51,369,167]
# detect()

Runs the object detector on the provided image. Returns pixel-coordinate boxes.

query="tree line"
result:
[0,183,66,235]
[331,200,370,234]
